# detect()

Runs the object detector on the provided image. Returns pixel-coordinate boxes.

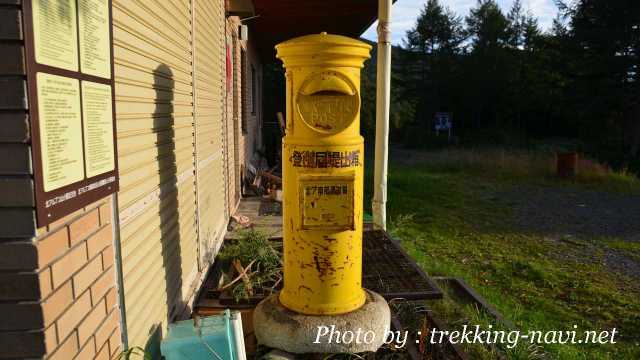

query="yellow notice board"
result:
[82,81,115,177]
[32,0,79,71]
[25,0,118,225]
[37,73,85,192]
[79,0,111,78]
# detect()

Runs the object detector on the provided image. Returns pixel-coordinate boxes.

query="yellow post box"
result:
[276,33,372,315]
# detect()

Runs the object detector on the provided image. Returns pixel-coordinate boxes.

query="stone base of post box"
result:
[253,289,391,354]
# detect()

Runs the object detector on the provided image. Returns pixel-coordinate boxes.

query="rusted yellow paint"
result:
[276,33,371,315]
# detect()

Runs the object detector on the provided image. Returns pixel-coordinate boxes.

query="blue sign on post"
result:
[434,112,452,140]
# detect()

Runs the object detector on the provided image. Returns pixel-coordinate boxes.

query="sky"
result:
[362,0,559,45]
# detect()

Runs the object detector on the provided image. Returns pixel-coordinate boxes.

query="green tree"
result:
[405,0,464,55]
[402,0,464,143]
[507,1,544,131]
[560,0,640,168]
[360,43,417,143]
[522,15,541,51]
[373,0,640,173]
[466,0,510,53]
[463,0,511,129]
[506,0,525,49]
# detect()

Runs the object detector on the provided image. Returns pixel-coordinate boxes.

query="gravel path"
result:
[495,185,640,280]
[497,185,640,241]
[389,148,640,280]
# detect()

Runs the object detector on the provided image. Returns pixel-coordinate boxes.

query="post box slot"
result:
[308,90,347,97]
[300,75,355,96]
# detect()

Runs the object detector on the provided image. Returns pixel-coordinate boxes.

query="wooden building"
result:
[0,0,382,358]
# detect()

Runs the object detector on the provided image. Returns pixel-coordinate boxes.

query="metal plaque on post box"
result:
[299,175,355,231]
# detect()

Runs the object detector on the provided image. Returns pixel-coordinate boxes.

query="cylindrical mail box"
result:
[276,33,371,315]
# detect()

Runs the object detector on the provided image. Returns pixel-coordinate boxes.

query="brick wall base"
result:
[0,1,122,358]
[0,199,122,360]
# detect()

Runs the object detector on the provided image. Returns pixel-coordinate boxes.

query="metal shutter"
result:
[225,27,238,215]
[112,0,199,347]
[193,0,227,265]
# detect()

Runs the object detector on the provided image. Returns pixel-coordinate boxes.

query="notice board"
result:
[23,0,118,226]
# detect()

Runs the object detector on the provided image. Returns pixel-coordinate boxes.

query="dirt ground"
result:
[389,146,640,281]
[495,184,640,280]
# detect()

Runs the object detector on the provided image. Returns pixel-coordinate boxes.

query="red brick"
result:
[94,309,118,352]
[42,281,73,326]
[0,69,25,112]
[87,226,112,259]
[0,272,40,301]
[0,39,24,74]
[105,288,117,311]
[37,228,69,267]
[69,209,99,245]
[99,200,112,226]
[73,256,103,297]
[44,324,57,353]
[49,331,78,360]
[0,303,43,330]
[75,336,96,360]
[48,208,85,232]
[95,342,110,360]
[77,299,106,345]
[90,268,115,306]
[0,330,46,358]
[110,345,121,359]
[0,241,37,270]
[108,326,121,358]
[0,8,22,40]
[39,267,52,297]
[35,224,48,237]
[102,246,114,270]
[56,291,91,340]
[51,243,87,288]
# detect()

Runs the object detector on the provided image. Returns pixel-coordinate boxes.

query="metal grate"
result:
[258,199,282,216]
[363,230,442,300]
[198,229,442,306]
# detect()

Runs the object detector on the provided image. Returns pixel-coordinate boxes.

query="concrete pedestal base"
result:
[253,290,390,354]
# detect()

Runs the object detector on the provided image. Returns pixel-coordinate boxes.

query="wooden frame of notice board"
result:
[22,0,118,226]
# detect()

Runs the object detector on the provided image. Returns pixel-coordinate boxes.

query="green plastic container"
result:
[161,310,241,360]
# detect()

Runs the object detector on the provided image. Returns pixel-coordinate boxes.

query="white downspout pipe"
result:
[373,0,392,230]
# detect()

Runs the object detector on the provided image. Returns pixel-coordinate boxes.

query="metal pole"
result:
[372,0,392,230]
[111,194,128,350]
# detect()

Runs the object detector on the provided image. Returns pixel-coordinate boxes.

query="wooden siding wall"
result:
[0,1,246,357]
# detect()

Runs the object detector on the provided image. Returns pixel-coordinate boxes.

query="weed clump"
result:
[218,230,282,301]
[218,230,280,269]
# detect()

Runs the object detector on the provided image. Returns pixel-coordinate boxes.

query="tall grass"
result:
[418,149,553,177]
[412,148,640,193]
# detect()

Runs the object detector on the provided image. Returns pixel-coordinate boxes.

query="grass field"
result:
[364,148,640,359]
